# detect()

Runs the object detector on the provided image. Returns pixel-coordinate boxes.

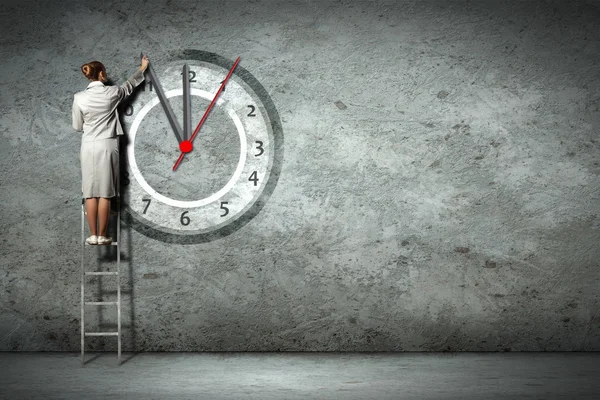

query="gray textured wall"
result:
[1,0,599,352]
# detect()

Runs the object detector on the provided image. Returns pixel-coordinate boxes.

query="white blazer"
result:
[72,69,145,141]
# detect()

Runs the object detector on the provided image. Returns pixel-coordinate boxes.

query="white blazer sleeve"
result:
[116,68,145,103]
[72,96,84,132]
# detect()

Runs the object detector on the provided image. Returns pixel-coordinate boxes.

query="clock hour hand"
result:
[173,56,240,171]
[182,63,191,142]
[142,52,183,144]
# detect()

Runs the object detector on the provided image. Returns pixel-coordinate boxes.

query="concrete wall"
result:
[1,0,599,352]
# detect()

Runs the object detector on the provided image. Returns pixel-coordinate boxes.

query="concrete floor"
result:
[0,352,598,399]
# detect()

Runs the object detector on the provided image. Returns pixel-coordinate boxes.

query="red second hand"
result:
[173,56,241,171]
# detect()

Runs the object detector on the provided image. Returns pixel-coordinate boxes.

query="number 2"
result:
[182,70,196,82]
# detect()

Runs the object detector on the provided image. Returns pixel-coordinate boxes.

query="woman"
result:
[72,55,149,245]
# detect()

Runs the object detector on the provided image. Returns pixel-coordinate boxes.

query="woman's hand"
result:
[140,55,149,72]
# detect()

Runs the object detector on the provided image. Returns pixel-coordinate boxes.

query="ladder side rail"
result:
[81,196,85,365]
[117,156,122,365]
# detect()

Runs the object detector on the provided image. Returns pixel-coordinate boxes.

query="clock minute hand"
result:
[143,52,183,144]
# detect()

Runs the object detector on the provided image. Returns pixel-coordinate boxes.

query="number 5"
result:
[220,201,229,217]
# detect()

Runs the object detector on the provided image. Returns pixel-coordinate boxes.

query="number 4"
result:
[249,171,259,186]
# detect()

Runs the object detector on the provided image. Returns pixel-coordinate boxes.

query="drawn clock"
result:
[119,50,283,243]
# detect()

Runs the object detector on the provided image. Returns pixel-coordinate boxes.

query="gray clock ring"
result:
[119,49,284,244]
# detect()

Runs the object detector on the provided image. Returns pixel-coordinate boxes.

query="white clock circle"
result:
[127,89,248,208]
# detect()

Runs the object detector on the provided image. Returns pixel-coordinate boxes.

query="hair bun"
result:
[81,64,91,77]
[81,61,105,81]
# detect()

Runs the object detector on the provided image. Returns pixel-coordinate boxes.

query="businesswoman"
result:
[72,55,149,245]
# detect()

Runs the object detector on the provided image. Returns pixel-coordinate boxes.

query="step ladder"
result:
[80,178,122,366]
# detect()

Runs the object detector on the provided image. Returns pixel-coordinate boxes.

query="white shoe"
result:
[97,236,112,245]
[85,235,98,245]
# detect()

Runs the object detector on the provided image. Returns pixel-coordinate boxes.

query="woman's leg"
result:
[98,197,111,237]
[85,197,99,236]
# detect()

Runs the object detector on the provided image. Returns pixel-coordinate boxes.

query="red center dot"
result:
[180,140,193,153]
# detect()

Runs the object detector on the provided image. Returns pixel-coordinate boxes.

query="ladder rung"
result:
[85,332,119,336]
[85,301,119,306]
[85,271,118,276]
[84,242,118,246]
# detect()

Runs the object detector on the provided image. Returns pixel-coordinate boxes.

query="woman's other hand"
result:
[140,55,149,72]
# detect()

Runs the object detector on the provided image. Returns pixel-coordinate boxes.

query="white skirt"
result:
[80,138,119,198]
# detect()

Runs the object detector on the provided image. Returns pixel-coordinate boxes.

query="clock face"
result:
[120,50,283,243]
